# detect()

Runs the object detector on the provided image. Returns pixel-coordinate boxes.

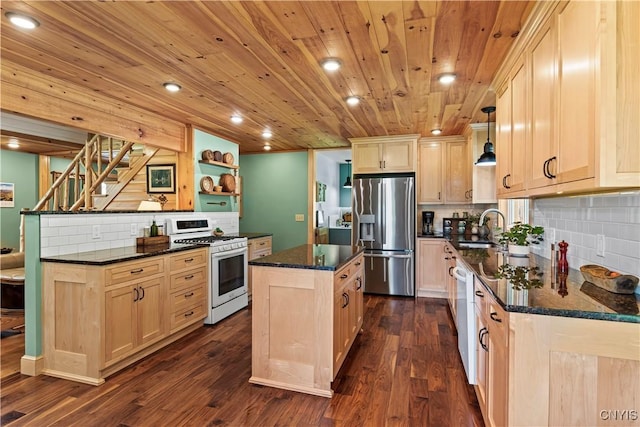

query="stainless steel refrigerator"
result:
[352,173,415,296]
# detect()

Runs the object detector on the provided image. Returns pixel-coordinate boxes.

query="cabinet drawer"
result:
[170,303,205,331]
[170,283,206,314]
[487,300,508,346]
[170,266,207,291]
[249,237,272,259]
[252,248,271,259]
[105,258,164,286]
[168,249,207,272]
[474,277,488,312]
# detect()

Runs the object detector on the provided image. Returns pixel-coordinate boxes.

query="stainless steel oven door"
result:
[211,246,248,307]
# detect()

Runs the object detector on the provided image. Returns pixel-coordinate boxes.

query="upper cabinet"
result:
[468,123,497,204]
[493,0,640,198]
[349,134,419,174]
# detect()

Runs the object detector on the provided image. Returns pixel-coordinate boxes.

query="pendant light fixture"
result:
[343,160,352,188]
[475,106,496,166]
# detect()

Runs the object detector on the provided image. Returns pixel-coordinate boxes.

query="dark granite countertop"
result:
[239,232,273,239]
[456,247,640,323]
[40,243,207,266]
[23,210,195,215]
[249,244,364,271]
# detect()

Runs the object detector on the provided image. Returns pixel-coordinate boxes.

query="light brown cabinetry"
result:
[349,135,418,174]
[467,123,497,204]
[494,0,640,197]
[418,136,472,205]
[251,252,364,397]
[42,247,208,385]
[247,236,272,299]
[444,243,457,317]
[416,239,447,298]
[473,274,640,426]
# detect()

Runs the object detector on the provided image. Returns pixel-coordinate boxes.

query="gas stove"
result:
[173,234,247,254]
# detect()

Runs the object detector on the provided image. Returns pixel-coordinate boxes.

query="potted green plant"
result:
[498,222,544,256]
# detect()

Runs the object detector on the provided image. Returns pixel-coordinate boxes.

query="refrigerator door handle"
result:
[364,252,413,259]
[381,180,386,245]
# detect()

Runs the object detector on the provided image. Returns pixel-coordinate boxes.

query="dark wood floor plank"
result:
[0,296,483,426]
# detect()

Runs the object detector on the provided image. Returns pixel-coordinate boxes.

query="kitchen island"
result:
[249,244,364,397]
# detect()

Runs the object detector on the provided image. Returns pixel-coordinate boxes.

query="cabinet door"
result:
[104,285,136,364]
[418,143,443,203]
[509,61,527,193]
[528,23,557,189]
[445,245,457,318]
[445,141,470,203]
[352,143,382,173]
[332,283,350,375]
[382,141,414,172]
[495,85,512,196]
[136,276,165,347]
[475,306,488,412]
[488,331,508,427]
[354,273,364,331]
[556,1,597,184]
[416,240,446,297]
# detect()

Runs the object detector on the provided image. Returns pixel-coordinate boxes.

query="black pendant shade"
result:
[343,160,352,188]
[476,106,496,166]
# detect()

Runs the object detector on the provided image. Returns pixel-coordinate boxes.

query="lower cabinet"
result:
[247,236,272,299]
[473,275,640,426]
[445,243,457,317]
[416,239,447,298]
[42,247,208,385]
[250,252,364,397]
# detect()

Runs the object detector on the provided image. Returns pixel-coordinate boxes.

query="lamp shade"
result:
[137,200,162,211]
[476,106,496,166]
[343,160,352,188]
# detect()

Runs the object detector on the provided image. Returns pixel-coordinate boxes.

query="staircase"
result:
[33,134,158,212]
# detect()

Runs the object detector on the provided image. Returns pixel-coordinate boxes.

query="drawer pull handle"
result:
[356,277,363,290]
[131,268,144,274]
[185,275,194,280]
[259,242,266,246]
[475,290,484,298]
[139,286,145,301]
[184,292,194,298]
[490,312,502,323]
[478,328,489,351]
[340,274,348,279]
[184,311,194,318]
[355,262,361,266]
[184,258,194,263]
[133,287,139,302]
[448,266,454,277]
[342,292,349,308]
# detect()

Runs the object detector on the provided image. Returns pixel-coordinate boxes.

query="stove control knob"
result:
[224,245,232,251]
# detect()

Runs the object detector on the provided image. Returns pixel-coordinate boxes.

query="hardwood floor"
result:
[0,296,483,426]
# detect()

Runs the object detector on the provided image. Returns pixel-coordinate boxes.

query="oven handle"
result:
[211,246,248,258]
[452,266,467,282]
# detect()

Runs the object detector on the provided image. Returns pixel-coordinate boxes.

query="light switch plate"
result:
[131,224,138,236]
[295,214,304,222]
[92,224,101,239]
[596,234,605,257]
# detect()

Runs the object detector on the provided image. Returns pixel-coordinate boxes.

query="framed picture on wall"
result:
[146,164,176,194]
[0,183,15,207]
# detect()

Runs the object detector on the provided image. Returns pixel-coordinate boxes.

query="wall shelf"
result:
[198,160,239,174]
[199,191,239,197]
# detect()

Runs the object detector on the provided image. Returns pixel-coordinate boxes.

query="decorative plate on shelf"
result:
[223,152,234,165]
[200,176,214,192]
[219,173,236,192]
[201,149,214,161]
[213,150,223,162]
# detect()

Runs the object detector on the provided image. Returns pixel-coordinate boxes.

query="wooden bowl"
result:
[201,150,213,161]
[199,176,214,192]
[580,264,639,294]
[223,152,234,165]
[213,150,223,162]
[219,174,236,192]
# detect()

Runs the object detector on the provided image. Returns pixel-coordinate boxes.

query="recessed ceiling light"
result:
[321,58,342,72]
[7,138,20,149]
[262,130,272,139]
[5,12,39,30]
[230,115,243,124]
[438,73,456,84]
[263,143,272,151]
[431,128,442,135]
[163,82,181,92]
[345,96,360,106]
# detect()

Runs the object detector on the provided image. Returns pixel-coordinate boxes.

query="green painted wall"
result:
[193,129,240,213]
[0,150,39,249]
[239,152,308,252]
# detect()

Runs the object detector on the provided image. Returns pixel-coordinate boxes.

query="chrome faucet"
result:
[479,208,506,245]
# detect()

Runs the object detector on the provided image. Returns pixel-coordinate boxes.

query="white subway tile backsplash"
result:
[533,192,640,281]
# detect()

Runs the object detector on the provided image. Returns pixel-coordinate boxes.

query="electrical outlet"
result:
[92,224,101,239]
[596,234,605,257]
[295,214,304,222]
[131,224,138,236]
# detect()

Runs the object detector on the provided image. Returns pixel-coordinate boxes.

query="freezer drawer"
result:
[363,251,414,296]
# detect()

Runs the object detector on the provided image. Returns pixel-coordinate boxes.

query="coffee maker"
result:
[421,211,435,235]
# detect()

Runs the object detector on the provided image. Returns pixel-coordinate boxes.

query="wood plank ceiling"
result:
[0,1,535,154]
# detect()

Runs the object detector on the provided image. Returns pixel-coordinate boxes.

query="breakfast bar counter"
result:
[249,244,364,397]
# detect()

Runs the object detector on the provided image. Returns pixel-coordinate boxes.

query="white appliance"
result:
[453,259,477,385]
[167,217,248,325]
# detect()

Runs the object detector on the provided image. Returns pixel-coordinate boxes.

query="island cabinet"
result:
[250,246,364,397]
[349,134,418,174]
[494,0,640,197]
[42,247,208,385]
